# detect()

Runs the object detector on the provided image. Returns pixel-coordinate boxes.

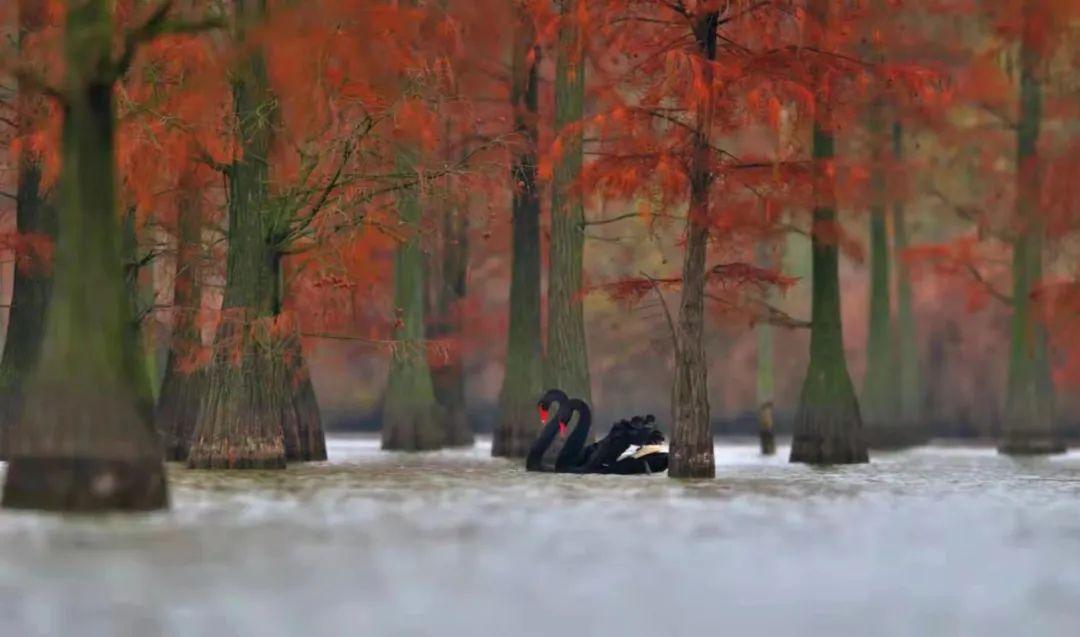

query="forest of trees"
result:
[0,0,1076,510]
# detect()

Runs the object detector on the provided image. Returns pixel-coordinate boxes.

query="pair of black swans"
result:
[526,389,669,475]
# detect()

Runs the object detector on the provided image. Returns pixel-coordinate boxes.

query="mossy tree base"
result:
[3,458,167,512]
[440,404,474,448]
[187,323,287,470]
[155,368,205,461]
[280,334,327,461]
[382,346,444,451]
[790,403,868,465]
[3,384,166,511]
[492,392,537,458]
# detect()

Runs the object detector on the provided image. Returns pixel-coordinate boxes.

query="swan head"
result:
[537,388,568,423]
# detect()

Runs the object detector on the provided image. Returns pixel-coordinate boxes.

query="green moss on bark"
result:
[494,8,543,458]
[3,0,167,511]
[790,0,867,465]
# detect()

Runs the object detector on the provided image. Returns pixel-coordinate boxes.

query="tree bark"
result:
[669,12,719,479]
[891,122,925,439]
[862,99,900,446]
[493,3,543,458]
[545,0,591,404]
[430,148,473,447]
[155,177,205,461]
[382,149,444,451]
[756,241,776,456]
[0,1,56,460]
[790,0,868,465]
[188,0,326,468]
[1000,3,1062,454]
[3,0,167,511]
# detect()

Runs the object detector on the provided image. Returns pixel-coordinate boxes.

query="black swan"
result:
[554,400,668,475]
[526,389,572,472]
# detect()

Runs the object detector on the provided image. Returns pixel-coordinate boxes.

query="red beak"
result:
[539,407,548,423]
[558,422,568,437]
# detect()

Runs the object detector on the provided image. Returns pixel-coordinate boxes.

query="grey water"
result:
[2,436,1080,637]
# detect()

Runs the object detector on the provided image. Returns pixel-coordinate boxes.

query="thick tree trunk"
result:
[3,0,167,511]
[790,0,868,465]
[999,3,1062,455]
[493,5,543,458]
[382,148,444,451]
[862,102,900,446]
[155,181,205,461]
[189,0,326,467]
[891,122,926,440]
[545,0,591,403]
[669,13,719,479]
[0,3,56,459]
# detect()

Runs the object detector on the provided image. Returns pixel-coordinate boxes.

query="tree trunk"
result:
[790,0,868,465]
[891,122,924,436]
[430,149,473,447]
[189,0,326,467]
[999,1,1062,455]
[545,0,591,404]
[155,178,205,461]
[862,100,899,446]
[0,2,56,460]
[756,241,776,456]
[493,4,543,458]
[3,0,167,511]
[669,13,719,479]
[382,146,444,451]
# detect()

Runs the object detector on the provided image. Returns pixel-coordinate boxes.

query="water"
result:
[2,436,1080,637]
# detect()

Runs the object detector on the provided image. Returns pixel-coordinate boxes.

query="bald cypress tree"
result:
[789,0,868,465]
[188,0,326,468]
[0,0,57,460]
[3,0,169,511]
[493,0,543,458]
[546,0,591,404]
[999,0,1063,455]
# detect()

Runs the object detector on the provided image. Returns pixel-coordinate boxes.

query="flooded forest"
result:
[1,1,1079,636]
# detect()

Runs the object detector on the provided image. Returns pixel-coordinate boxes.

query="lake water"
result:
[2,436,1080,637]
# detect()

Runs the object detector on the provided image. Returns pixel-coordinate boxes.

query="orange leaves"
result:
[393,99,440,152]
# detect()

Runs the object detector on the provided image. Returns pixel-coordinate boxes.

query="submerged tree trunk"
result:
[3,0,167,511]
[891,122,924,436]
[189,0,326,467]
[1000,4,1061,454]
[382,149,444,451]
[669,13,719,479]
[790,0,868,465]
[0,2,56,460]
[493,4,542,458]
[155,180,205,461]
[545,0,591,404]
[756,241,776,456]
[862,101,899,447]
[430,150,473,447]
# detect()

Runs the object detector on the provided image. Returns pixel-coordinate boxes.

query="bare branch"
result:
[706,293,810,329]
[964,263,1013,306]
[641,271,679,351]
[113,1,226,80]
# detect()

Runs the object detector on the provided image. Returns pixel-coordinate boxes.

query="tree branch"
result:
[706,293,810,329]
[641,271,679,352]
[113,2,226,80]
[964,263,1013,307]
